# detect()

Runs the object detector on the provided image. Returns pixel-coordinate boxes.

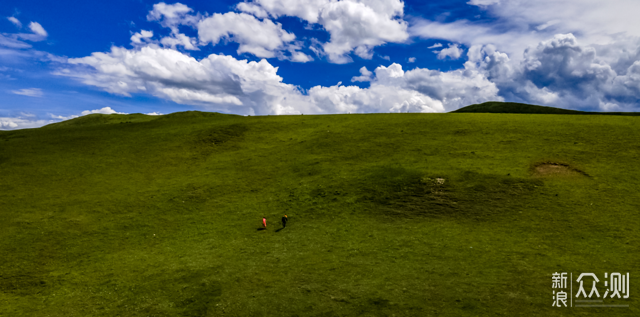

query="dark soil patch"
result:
[531,162,589,178]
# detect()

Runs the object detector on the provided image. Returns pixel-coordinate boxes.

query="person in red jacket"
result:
[262,217,267,229]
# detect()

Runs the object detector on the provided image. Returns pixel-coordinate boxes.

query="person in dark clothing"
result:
[281,215,288,228]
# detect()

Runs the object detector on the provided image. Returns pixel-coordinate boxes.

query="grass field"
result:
[0,107,638,316]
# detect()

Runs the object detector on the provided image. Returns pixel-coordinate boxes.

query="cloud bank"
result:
[61,43,501,115]
[465,34,640,110]
[46,0,640,119]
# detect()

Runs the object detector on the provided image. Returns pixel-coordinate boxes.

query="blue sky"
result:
[2,0,640,129]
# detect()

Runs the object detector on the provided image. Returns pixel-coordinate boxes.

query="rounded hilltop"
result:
[453,101,640,116]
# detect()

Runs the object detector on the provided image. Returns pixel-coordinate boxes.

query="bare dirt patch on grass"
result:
[531,162,589,178]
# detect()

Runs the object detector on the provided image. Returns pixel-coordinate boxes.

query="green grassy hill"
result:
[455,101,640,116]
[1,110,638,316]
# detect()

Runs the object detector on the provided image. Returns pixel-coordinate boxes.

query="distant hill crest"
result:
[453,101,640,116]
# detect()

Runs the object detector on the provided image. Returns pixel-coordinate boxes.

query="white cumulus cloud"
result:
[141,3,309,60]
[435,43,463,60]
[351,66,373,82]
[237,0,409,63]
[160,32,198,50]
[412,0,640,61]
[236,2,269,19]
[197,12,309,61]
[374,63,501,111]
[319,0,408,62]
[147,2,199,50]
[59,42,501,115]
[307,63,499,113]
[81,107,126,115]
[0,117,54,130]
[147,2,198,29]
[407,0,640,111]
[60,46,319,114]
[50,114,78,121]
[0,119,19,129]
[467,0,640,47]
[243,0,329,23]
[308,82,442,114]
[464,33,640,111]
[131,30,153,44]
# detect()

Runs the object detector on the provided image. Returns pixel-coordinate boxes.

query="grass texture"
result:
[0,108,638,316]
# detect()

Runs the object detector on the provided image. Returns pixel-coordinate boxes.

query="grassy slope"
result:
[455,101,640,116]
[0,111,638,316]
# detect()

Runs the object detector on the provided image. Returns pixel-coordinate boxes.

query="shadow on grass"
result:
[275,227,285,232]
[256,228,266,231]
